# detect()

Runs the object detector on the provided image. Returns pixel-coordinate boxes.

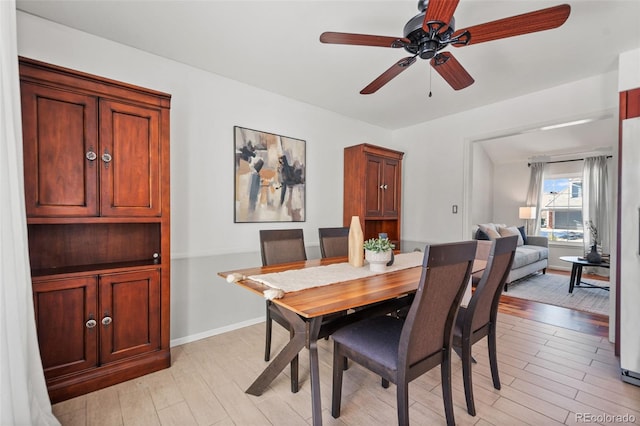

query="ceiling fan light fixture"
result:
[419,40,439,59]
[319,0,571,94]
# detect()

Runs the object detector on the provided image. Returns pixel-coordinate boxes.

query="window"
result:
[539,176,583,242]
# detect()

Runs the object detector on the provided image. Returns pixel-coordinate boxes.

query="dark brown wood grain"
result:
[498,269,609,338]
[343,144,404,248]
[319,32,410,48]
[453,4,571,46]
[219,256,486,318]
[20,57,171,403]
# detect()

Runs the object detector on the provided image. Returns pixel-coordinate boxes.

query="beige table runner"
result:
[249,252,423,297]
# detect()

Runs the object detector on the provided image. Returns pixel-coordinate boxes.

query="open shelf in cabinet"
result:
[28,222,161,275]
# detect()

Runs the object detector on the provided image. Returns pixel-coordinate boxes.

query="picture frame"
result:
[234,126,306,223]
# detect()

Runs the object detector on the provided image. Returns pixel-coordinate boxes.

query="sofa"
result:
[472,223,549,289]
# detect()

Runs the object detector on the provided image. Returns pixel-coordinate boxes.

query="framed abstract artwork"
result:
[234,126,306,222]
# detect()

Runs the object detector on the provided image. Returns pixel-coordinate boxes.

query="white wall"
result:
[470,144,494,230]
[619,48,640,92]
[16,12,393,343]
[393,71,619,245]
[491,162,529,227]
[619,48,640,376]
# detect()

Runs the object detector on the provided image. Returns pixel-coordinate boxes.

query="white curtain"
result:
[0,2,60,425]
[583,156,610,254]
[525,162,546,235]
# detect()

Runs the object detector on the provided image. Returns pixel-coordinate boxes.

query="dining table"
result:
[218,252,486,425]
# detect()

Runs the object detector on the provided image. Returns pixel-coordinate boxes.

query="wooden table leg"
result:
[307,317,323,426]
[246,306,325,425]
[246,306,306,396]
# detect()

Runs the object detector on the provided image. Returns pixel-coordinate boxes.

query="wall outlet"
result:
[452,205,458,214]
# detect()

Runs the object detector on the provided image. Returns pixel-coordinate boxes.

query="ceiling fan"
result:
[319,0,571,94]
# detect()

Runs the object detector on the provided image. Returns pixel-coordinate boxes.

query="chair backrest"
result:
[259,229,307,266]
[399,240,478,372]
[318,227,349,258]
[467,235,518,334]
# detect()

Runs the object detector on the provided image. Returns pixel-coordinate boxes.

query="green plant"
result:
[586,220,599,246]
[363,237,395,253]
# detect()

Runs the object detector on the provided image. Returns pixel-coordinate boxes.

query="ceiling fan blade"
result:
[320,32,410,48]
[422,0,460,32]
[452,4,571,46]
[430,52,474,91]
[361,57,417,94]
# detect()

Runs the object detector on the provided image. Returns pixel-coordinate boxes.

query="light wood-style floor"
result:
[52,309,639,425]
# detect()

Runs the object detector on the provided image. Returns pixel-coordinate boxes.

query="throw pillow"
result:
[478,223,501,240]
[498,225,524,246]
[517,225,528,245]
[475,228,491,240]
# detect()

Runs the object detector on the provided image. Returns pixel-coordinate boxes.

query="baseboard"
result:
[170,316,264,347]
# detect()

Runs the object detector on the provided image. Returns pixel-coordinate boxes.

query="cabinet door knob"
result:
[102,152,112,164]
[86,150,97,161]
[101,316,112,326]
[382,184,388,190]
[86,319,97,329]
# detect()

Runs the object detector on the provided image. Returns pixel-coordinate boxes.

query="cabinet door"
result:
[364,154,384,217]
[99,100,162,217]
[381,158,400,217]
[32,276,98,379]
[99,269,161,364]
[21,83,99,217]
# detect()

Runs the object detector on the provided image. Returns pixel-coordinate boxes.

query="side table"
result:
[559,256,610,293]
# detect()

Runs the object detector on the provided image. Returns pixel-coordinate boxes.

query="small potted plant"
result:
[585,220,602,263]
[363,237,395,272]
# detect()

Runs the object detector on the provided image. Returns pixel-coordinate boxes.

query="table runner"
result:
[248,251,424,298]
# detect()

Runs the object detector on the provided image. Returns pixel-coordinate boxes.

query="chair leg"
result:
[488,324,501,390]
[396,381,410,426]
[440,352,456,426]
[461,338,476,416]
[290,327,299,393]
[331,344,344,418]
[264,301,272,362]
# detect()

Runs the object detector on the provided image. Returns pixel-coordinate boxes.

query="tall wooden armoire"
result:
[19,57,171,402]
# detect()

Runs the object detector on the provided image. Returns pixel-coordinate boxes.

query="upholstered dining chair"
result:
[318,226,349,258]
[330,240,478,426]
[452,235,518,417]
[259,229,307,392]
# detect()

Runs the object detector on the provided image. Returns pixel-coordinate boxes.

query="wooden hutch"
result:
[343,143,404,248]
[19,57,171,402]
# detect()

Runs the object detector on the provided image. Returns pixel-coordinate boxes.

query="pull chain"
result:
[428,65,433,97]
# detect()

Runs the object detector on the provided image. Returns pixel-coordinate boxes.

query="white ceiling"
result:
[16,0,640,163]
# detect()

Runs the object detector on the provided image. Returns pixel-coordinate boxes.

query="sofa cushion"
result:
[517,226,528,245]
[498,225,524,246]
[475,228,491,240]
[478,223,501,240]
[511,245,549,269]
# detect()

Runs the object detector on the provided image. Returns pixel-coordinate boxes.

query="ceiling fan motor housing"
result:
[403,13,455,59]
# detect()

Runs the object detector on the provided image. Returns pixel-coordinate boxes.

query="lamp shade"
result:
[519,206,537,220]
